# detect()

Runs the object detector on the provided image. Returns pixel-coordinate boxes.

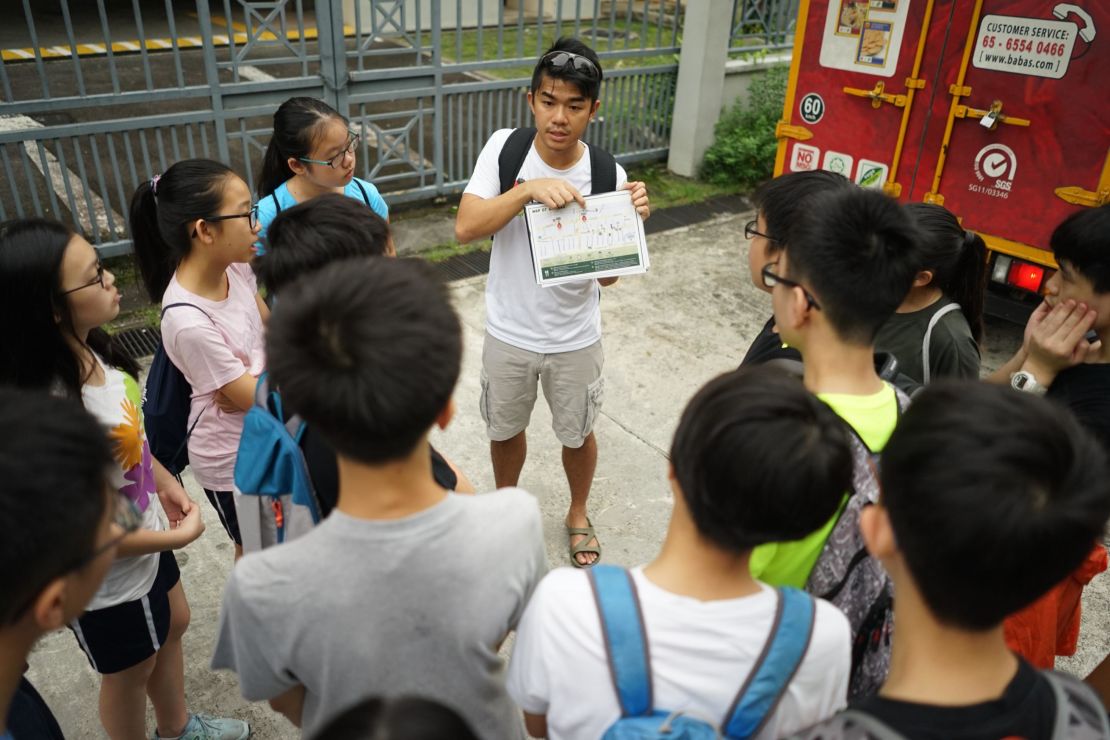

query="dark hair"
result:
[256,193,392,295]
[312,696,479,740]
[531,37,603,102]
[129,158,235,302]
[0,218,140,395]
[786,188,921,345]
[903,203,987,343]
[257,97,348,198]
[669,367,854,553]
[267,258,462,465]
[752,171,853,256]
[881,381,1110,631]
[0,388,113,624]
[1050,204,1110,293]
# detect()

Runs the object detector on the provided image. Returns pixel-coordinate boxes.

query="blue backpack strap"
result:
[723,587,816,738]
[588,565,652,718]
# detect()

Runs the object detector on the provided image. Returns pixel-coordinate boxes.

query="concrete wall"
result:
[721,50,793,113]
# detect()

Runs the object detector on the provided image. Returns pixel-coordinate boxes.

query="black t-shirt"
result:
[1047,363,1110,456]
[7,676,64,740]
[740,315,802,367]
[850,659,1056,740]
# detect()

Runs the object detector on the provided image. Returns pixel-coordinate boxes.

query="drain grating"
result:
[114,325,161,361]
[431,249,491,282]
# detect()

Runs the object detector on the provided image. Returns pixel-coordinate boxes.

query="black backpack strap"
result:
[161,302,213,321]
[272,190,282,214]
[588,141,618,194]
[354,178,372,207]
[498,127,537,195]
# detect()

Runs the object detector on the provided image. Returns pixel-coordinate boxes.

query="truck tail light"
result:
[1007,260,1045,293]
[991,255,1012,284]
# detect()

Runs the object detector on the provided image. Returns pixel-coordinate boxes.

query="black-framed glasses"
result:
[298,131,360,169]
[6,493,142,623]
[762,262,821,311]
[745,219,778,243]
[193,204,260,237]
[59,254,105,295]
[540,50,601,80]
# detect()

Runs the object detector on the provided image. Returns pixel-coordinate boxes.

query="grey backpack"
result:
[790,670,1110,739]
[804,384,910,701]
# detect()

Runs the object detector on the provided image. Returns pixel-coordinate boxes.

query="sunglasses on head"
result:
[541,50,600,80]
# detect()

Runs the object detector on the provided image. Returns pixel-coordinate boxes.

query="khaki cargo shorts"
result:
[480,333,605,449]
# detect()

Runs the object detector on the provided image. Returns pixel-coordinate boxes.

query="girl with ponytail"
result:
[0,218,248,740]
[254,96,388,249]
[876,202,988,385]
[130,158,266,561]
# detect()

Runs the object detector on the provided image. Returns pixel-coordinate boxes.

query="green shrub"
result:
[700,66,788,187]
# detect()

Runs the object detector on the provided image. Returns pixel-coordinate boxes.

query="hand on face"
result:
[1026,299,1101,374]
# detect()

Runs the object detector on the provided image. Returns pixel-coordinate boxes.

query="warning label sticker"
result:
[972,14,1079,79]
[790,144,820,172]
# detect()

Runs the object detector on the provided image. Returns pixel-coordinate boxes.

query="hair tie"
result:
[150,174,162,196]
[963,229,977,246]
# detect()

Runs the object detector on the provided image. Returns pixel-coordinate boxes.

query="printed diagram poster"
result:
[524,190,649,287]
[821,0,911,77]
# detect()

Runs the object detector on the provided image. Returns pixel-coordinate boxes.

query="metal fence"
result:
[730,0,799,52]
[0,0,688,256]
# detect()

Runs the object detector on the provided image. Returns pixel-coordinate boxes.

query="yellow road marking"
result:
[1,22,355,63]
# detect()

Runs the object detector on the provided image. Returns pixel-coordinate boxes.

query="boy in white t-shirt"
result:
[455,37,650,567]
[507,367,853,739]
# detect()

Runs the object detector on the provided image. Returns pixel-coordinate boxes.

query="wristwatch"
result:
[1010,370,1047,395]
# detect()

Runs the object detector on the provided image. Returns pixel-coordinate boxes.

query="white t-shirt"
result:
[464,128,627,353]
[161,263,265,490]
[81,357,164,611]
[507,567,851,739]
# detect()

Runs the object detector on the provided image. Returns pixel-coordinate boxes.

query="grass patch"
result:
[421,239,491,263]
[438,18,679,79]
[626,162,742,211]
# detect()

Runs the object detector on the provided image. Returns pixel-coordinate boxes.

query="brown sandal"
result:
[567,518,602,568]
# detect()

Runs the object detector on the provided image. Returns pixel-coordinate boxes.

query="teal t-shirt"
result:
[749,383,899,588]
[255,177,389,253]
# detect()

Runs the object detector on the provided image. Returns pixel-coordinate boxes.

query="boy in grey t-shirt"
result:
[211,259,547,739]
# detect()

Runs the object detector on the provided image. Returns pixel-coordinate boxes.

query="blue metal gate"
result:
[1,1,683,255]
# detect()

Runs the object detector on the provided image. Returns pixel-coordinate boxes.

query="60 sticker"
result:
[799,93,825,124]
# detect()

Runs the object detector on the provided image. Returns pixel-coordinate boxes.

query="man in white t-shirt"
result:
[507,368,854,738]
[455,37,650,567]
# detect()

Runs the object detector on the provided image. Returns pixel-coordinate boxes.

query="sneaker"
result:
[153,713,251,740]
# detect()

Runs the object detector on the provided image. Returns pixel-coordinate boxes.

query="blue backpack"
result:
[590,565,815,739]
[143,303,212,476]
[233,374,321,544]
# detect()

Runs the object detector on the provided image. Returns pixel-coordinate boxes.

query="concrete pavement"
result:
[25,209,1108,739]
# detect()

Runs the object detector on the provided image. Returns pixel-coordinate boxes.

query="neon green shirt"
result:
[749,384,899,588]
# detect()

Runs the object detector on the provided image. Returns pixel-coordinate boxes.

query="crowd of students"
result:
[2,34,1110,740]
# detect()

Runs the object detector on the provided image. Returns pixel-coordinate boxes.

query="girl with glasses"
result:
[0,218,248,740]
[130,159,267,567]
[254,97,389,252]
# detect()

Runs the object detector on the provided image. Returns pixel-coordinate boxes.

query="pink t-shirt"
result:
[161,263,265,490]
